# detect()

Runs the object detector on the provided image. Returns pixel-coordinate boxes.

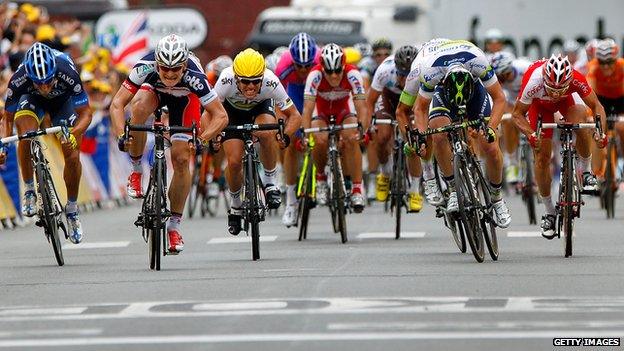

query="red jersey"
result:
[303,64,366,116]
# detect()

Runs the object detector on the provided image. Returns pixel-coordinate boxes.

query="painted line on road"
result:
[0,331,622,347]
[328,320,624,331]
[63,241,131,250]
[0,307,86,316]
[207,236,278,244]
[0,329,102,338]
[507,231,541,237]
[358,232,426,239]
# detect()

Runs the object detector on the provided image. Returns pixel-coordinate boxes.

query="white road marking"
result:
[193,301,288,311]
[0,329,101,338]
[507,231,541,237]
[328,320,624,330]
[0,331,621,347]
[63,241,130,250]
[0,307,86,316]
[358,232,426,239]
[207,236,278,244]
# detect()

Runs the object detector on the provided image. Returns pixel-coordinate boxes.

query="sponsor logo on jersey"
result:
[6,88,12,98]
[265,80,278,89]
[184,74,205,91]
[137,64,153,78]
[221,77,234,86]
[572,79,590,95]
[74,84,82,93]
[58,73,75,85]
[526,82,543,98]
[13,75,27,88]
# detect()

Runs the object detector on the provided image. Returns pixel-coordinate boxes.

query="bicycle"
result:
[187,147,228,218]
[124,108,198,271]
[537,116,602,258]
[303,116,360,244]
[373,117,411,239]
[296,133,317,241]
[223,120,285,261]
[0,123,71,266]
[412,117,498,262]
[600,113,623,219]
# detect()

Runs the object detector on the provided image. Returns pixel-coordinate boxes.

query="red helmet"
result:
[542,54,573,89]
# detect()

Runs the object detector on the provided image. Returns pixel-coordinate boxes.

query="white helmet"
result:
[156,34,189,67]
[490,51,515,76]
[543,54,573,89]
[321,43,344,71]
[206,55,233,76]
[595,38,619,62]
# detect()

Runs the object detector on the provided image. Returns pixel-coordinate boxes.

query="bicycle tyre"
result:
[562,151,574,258]
[605,141,616,219]
[246,154,261,261]
[298,161,313,241]
[149,160,163,270]
[471,159,498,261]
[393,148,405,240]
[522,146,537,225]
[454,155,484,263]
[331,153,347,243]
[37,162,64,266]
[187,162,201,218]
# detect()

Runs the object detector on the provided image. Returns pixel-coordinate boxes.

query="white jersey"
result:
[214,67,293,111]
[501,58,532,104]
[370,56,403,95]
[415,39,498,99]
[402,38,451,100]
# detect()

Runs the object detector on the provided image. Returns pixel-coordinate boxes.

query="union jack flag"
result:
[112,12,149,67]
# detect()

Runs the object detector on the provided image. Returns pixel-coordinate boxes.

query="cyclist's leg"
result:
[340,112,364,209]
[427,89,453,207]
[128,85,159,159]
[374,91,395,202]
[564,97,595,184]
[501,102,520,182]
[282,121,301,225]
[252,100,282,208]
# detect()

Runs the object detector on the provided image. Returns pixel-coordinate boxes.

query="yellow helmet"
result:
[343,46,362,65]
[233,48,265,78]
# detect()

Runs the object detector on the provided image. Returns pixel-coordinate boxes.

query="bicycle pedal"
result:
[134,214,145,227]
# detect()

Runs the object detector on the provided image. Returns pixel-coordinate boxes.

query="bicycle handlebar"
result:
[0,120,70,147]
[372,119,397,126]
[303,122,359,134]
[124,120,199,148]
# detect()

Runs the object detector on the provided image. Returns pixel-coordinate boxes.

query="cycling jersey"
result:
[587,58,624,99]
[304,64,366,124]
[416,40,497,99]
[500,58,532,104]
[123,51,216,107]
[214,67,293,112]
[371,56,403,95]
[400,38,451,106]
[519,59,593,139]
[5,50,88,115]
[275,50,321,112]
[358,56,377,81]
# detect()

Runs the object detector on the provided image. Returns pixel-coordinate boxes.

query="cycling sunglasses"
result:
[33,78,57,87]
[599,59,616,66]
[323,67,343,75]
[157,64,184,73]
[294,63,313,70]
[544,83,569,96]
[237,77,263,85]
[373,50,391,58]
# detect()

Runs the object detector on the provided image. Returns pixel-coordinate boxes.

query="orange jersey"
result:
[587,58,624,98]
[206,71,218,87]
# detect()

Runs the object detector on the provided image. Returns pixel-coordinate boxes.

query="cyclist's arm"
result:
[109,86,135,138]
[200,98,228,141]
[582,90,607,132]
[1,111,15,139]
[485,81,506,129]
[280,104,302,137]
[413,94,431,133]
[510,101,532,136]
[302,99,315,130]
[366,87,381,124]
[353,98,369,132]
[71,104,92,137]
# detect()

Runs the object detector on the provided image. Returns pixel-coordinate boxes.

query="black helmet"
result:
[372,37,393,52]
[442,65,475,108]
[394,45,418,74]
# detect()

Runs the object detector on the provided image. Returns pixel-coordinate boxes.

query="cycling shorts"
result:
[597,95,624,116]
[222,99,276,141]
[429,81,491,123]
[140,84,201,139]
[527,94,578,139]
[312,108,356,125]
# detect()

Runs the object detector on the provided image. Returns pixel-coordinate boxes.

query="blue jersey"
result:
[122,51,217,106]
[5,51,88,113]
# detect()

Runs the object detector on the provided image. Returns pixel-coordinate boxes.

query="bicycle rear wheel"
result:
[187,159,201,218]
[454,155,484,263]
[37,162,64,266]
[604,141,616,219]
[471,160,498,261]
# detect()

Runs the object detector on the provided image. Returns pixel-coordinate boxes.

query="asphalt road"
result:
[0,189,622,351]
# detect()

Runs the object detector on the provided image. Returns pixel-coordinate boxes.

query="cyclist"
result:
[206,55,233,86]
[586,39,624,184]
[575,39,600,76]
[110,34,228,253]
[562,39,581,66]
[214,48,301,235]
[366,45,423,212]
[511,54,607,238]
[483,28,505,57]
[0,42,91,244]
[274,32,320,227]
[302,43,369,212]
[411,39,512,229]
[490,51,532,183]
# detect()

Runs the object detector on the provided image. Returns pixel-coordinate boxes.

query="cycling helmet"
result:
[155,34,189,68]
[585,39,600,61]
[206,55,233,77]
[563,39,580,55]
[233,48,265,78]
[372,38,393,52]
[24,42,56,84]
[442,65,475,108]
[289,32,317,66]
[321,43,345,71]
[394,45,418,75]
[490,51,516,76]
[343,46,362,65]
[354,42,372,58]
[595,38,619,62]
[484,28,504,43]
[543,54,573,89]
[265,53,280,72]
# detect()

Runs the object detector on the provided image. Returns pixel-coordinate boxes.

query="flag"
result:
[112,11,149,68]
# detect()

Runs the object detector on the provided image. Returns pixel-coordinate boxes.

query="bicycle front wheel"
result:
[246,155,261,261]
[522,145,537,225]
[37,162,64,266]
[150,161,165,270]
[392,148,406,240]
[331,152,347,243]
[604,141,616,219]
[454,155,484,263]
[561,151,575,258]
[471,160,498,261]
[298,161,313,241]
